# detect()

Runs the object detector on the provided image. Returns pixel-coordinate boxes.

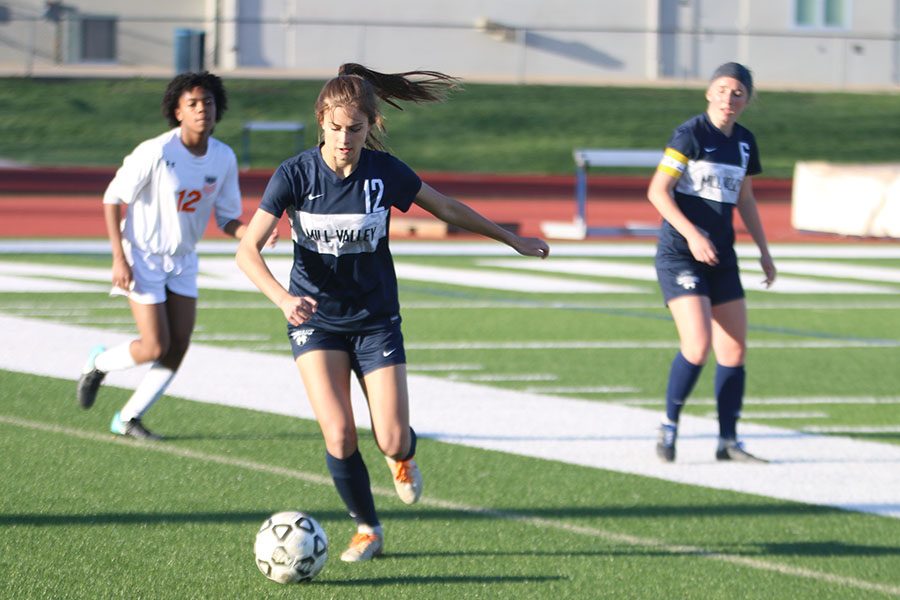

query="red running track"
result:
[0,166,827,243]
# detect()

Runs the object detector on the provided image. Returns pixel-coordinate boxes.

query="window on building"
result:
[80,16,116,61]
[794,0,849,29]
[64,14,117,62]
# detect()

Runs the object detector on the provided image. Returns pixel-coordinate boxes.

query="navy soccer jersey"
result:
[656,112,761,267]
[259,147,422,332]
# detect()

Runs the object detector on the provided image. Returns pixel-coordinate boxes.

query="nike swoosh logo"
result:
[382,348,396,357]
[703,147,717,153]
[307,193,324,201]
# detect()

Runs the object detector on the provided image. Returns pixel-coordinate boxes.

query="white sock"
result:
[94,341,138,373]
[357,524,383,537]
[119,363,176,421]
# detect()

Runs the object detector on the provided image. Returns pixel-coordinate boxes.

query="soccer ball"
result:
[254,511,328,584]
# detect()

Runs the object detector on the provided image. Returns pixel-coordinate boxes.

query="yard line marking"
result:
[2,313,899,522]
[6,239,900,259]
[395,263,643,294]
[406,340,900,350]
[407,363,484,372]
[448,373,558,382]
[481,258,900,295]
[485,257,900,285]
[744,260,900,283]
[619,396,900,406]
[7,299,900,312]
[523,386,641,394]
[803,426,900,433]
[191,333,271,342]
[401,300,900,310]
[705,411,829,420]
[66,317,135,325]
[2,413,898,598]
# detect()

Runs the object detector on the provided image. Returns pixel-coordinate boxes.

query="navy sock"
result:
[665,352,703,423]
[325,449,379,528]
[715,364,745,439]
[401,428,418,461]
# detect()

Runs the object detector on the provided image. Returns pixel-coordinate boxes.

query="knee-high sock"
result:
[94,341,137,372]
[119,363,175,421]
[665,352,703,423]
[715,364,745,439]
[401,428,417,461]
[326,450,380,528]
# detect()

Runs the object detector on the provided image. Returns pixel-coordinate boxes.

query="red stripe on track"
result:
[0,167,842,243]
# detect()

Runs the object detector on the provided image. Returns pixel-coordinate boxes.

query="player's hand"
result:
[279,295,318,326]
[687,233,718,266]
[514,237,550,259]
[110,256,132,292]
[760,254,776,288]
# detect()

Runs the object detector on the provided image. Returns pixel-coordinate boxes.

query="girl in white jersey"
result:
[237,64,549,562]
[648,62,776,463]
[77,72,273,440]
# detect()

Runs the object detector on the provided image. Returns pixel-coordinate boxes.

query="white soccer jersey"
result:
[103,128,242,257]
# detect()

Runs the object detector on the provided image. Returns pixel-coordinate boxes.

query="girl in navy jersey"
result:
[648,62,776,464]
[237,63,549,562]
[76,72,274,439]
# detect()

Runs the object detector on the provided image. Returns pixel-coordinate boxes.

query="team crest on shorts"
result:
[290,328,315,346]
[675,270,699,290]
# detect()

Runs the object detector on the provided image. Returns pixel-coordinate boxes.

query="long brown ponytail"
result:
[315,63,460,151]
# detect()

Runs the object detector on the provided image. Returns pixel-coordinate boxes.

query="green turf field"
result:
[1,77,899,177]
[0,247,898,598]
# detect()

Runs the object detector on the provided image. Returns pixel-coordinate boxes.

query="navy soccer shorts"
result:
[287,322,407,377]
[655,258,745,306]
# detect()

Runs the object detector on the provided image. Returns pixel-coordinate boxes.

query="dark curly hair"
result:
[161,71,228,128]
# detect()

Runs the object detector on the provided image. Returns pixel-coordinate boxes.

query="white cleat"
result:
[385,456,423,505]
[340,531,384,562]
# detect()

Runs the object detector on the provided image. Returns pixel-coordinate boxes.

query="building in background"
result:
[0,0,897,90]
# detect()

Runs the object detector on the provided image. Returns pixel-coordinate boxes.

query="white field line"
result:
[407,363,484,372]
[406,340,900,350]
[744,260,900,283]
[1,313,899,523]
[804,426,900,434]
[480,258,900,295]
[619,397,900,406]
[64,317,136,325]
[523,386,641,394]
[6,254,900,296]
[448,373,558,382]
[2,413,898,597]
[401,301,900,310]
[5,239,900,259]
[191,333,271,342]
[705,411,830,420]
[7,300,900,311]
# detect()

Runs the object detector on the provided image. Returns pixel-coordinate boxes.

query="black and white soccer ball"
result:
[254,511,328,584]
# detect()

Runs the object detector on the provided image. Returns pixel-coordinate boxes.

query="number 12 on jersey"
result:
[364,179,385,213]
[177,189,201,213]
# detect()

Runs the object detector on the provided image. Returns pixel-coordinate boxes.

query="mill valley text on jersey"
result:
[259,147,422,332]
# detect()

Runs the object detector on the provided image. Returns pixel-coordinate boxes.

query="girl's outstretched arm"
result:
[413,182,549,258]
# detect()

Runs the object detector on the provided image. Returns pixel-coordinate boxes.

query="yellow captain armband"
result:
[657,147,688,178]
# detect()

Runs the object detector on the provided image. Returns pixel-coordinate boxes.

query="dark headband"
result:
[710,62,753,97]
